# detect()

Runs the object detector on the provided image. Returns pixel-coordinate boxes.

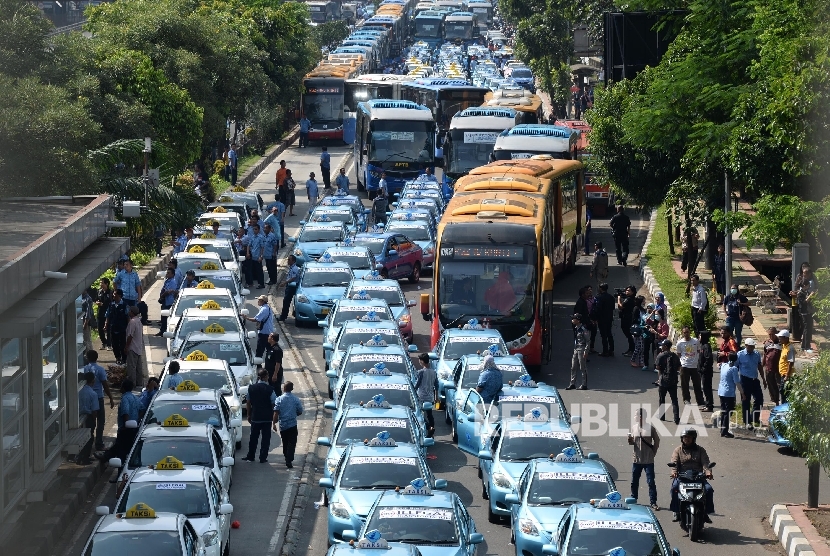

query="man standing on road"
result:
[655,340,681,424]
[737,338,764,429]
[276,159,288,200]
[717,352,742,437]
[476,354,504,403]
[629,408,660,510]
[777,329,795,403]
[416,353,438,438]
[278,255,301,322]
[320,147,331,189]
[106,289,130,365]
[114,259,142,308]
[265,333,284,394]
[335,167,350,193]
[566,314,589,390]
[690,274,708,335]
[763,327,782,405]
[246,295,274,361]
[84,350,114,451]
[95,379,140,461]
[609,205,631,266]
[589,242,608,288]
[247,223,266,289]
[263,223,280,286]
[96,277,113,350]
[306,172,319,206]
[676,326,705,408]
[264,205,285,249]
[618,285,637,356]
[157,268,179,336]
[124,306,145,387]
[272,381,304,468]
[299,115,311,148]
[244,369,277,463]
[228,143,238,186]
[594,283,615,357]
[77,371,99,465]
[574,286,596,354]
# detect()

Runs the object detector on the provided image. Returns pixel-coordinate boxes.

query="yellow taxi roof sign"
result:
[200,300,221,310]
[155,455,185,470]
[184,350,209,361]
[213,206,229,213]
[176,379,200,391]
[201,262,219,270]
[124,503,157,518]
[200,232,216,239]
[205,219,219,227]
[188,245,206,253]
[231,186,246,192]
[162,414,189,427]
[196,281,215,290]
[204,323,225,334]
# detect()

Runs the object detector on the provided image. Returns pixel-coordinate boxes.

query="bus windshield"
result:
[445,21,473,39]
[437,255,536,327]
[369,120,435,165]
[447,129,498,174]
[304,91,343,128]
[415,20,442,38]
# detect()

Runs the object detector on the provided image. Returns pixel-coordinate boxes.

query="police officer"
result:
[263,223,280,285]
[669,428,714,523]
[264,333,284,394]
[278,255,300,322]
[105,289,130,365]
[247,223,266,289]
[244,369,277,463]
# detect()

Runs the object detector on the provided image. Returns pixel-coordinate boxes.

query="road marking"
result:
[267,470,297,554]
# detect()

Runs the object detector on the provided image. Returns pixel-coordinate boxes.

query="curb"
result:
[637,209,681,345]
[769,504,829,556]
[236,127,301,191]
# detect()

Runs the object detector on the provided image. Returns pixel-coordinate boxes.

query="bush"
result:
[786,351,830,467]
[176,172,195,190]
[813,267,830,332]
[669,299,718,332]
[213,158,226,178]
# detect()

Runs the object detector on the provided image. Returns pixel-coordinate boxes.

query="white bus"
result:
[445,107,519,179]
[492,124,579,160]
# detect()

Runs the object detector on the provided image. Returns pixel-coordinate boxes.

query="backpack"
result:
[740,304,754,326]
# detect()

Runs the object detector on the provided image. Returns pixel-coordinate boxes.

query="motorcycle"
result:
[668,461,716,542]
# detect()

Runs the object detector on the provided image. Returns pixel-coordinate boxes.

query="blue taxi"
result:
[540,493,678,556]
[326,320,417,381]
[387,207,438,235]
[507,450,617,556]
[326,345,419,408]
[318,405,433,479]
[320,304,394,363]
[391,198,442,220]
[344,278,418,343]
[398,189,445,213]
[343,487,484,556]
[319,432,447,544]
[479,413,590,522]
[319,191,369,219]
[322,240,382,279]
[428,326,508,405]
[293,256,354,325]
[306,205,368,235]
[289,220,350,266]
[352,232,424,283]
[383,218,436,268]
[330,372,423,428]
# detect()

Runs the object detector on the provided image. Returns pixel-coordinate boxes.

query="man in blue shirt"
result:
[246,295,274,360]
[272,381,304,468]
[166,361,184,390]
[278,255,301,322]
[210,221,230,240]
[167,259,184,287]
[263,206,283,248]
[262,223,280,285]
[246,223,266,289]
[84,350,114,450]
[157,267,179,336]
[114,259,142,307]
[306,172,319,206]
[335,167,350,193]
[244,369,277,463]
[299,115,311,148]
[736,338,765,429]
[137,377,159,414]
[95,379,140,461]
[77,371,100,464]
[320,147,331,189]
[476,354,503,404]
[228,143,238,185]
[717,352,743,437]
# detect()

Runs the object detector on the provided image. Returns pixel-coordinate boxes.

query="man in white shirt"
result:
[675,325,705,407]
[690,274,708,334]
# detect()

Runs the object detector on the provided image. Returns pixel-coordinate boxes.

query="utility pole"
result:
[724,171,732,295]
[143,137,151,209]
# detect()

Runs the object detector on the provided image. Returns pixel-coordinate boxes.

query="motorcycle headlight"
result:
[492,472,512,489]
[202,530,220,546]
[326,457,338,473]
[296,294,310,304]
[519,518,539,536]
[330,501,351,519]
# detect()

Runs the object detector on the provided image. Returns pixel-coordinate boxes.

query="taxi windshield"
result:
[299,227,344,242]
[173,296,234,317]
[348,287,404,307]
[384,224,431,241]
[313,211,355,225]
[527,472,611,506]
[342,383,414,409]
[128,438,214,469]
[88,531,184,556]
[443,337,507,359]
[145,401,225,430]
[175,258,224,274]
[176,316,241,339]
[460,364,526,389]
[342,354,409,376]
[337,329,402,349]
[340,456,423,489]
[333,307,391,326]
[495,398,561,421]
[325,253,373,270]
[180,341,247,365]
[499,430,575,461]
[568,522,662,555]
[366,506,458,544]
[161,370,230,392]
[352,236,386,255]
[336,417,414,446]
[191,244,235,262]
[116,481,211,518]
[301,269,353,288]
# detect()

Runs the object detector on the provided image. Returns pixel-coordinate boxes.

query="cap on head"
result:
[257,295,268,303]
[744,338,757,346]
[571,313,582,321]
[777,329,790,338]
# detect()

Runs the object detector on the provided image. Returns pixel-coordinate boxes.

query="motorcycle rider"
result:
[670,428,714,523]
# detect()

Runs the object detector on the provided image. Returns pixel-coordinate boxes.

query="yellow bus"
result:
[425,191,558,367]
[482,89,544,124]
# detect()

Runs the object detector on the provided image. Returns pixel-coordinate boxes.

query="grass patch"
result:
[645,205,691,306]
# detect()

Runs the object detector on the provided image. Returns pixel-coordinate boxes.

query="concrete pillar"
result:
[28,334,45,473]
[64,305,79,430]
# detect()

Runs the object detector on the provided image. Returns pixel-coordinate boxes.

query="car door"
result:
[209,474,230,545]
[479,424,500,488]
[456,389,484,455]
[385,237,401,278]
[394,235,413,276]
[212,430,231,487]
[446,360,464,421]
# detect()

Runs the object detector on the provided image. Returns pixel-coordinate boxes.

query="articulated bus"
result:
[302,64,361,141]
[556,120,611,215]
[344,74,412,111]
[464,0,492,30]
[401,78,490,131]
[492,124,579,160]
[443,11,479,43]
[364,16,406,55]
[413,10,445,47]
[306,0,341,23]
[444,107,519,180]
[354,99,437,194]
[425,159,585,367]
[483,89,544,124]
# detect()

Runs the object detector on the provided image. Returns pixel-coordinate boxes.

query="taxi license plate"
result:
[321,308,330,315]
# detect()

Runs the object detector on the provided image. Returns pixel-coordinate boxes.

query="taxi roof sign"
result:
[205,219,219,227]
[200,262,220,270]
[204,323,225,334]
[213,205,229,212]
[231,186,246,192]
[156,455,185,470]
[184,350,210,361]
[200,232,216,239]
[188,245,206,253]
[175,379,200,391]
[162,414,190,427]
[196,280,216,290]
[124,503,157,519]
[200,300,222,310]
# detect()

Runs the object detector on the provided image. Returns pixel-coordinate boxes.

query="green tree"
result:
[0,0,52,77]
[312,20,351,52]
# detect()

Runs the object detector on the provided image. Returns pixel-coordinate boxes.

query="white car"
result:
[158,358,246,449]
[111,422,235,490]
[172,251,226,276]
[190,270,250,308]
[162,286,247,334]
[175,331,262,396]
[83,506,207,556]
[103,462,232,556]
[197,211,243,231]
[164,308,255,357]
[185,238,244,280]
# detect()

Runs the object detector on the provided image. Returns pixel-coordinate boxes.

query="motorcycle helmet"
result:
[681,427,698,441]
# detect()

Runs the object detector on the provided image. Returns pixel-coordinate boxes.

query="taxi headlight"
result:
[438,368,452,380]
[330,501,351,519]
[294,248,304,257]
[425,245,434,255]
[296,294,310,304]
[492,472,512,489]
[326,457,338,473]
[398,313,411,326]
[202,530,220,546]
[519,518,539,536]
[331,357,342,371]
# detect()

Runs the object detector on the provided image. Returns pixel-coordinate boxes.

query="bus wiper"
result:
[445,314,476,329]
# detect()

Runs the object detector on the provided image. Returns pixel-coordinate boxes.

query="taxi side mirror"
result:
[477,450,493,461]
[323,342,333,350]
[252,357,264,365]
[324,401,337,410]
[219,503,234,515]
[288,236,296,242]
[156,271,166,280]
[241,288,251,296]
[317,437,332,447]
[288,282,297,288]
[342,530,358,541]
[434,479,447,489]
[326,370,338,378]
[388,249,398,256]
[299,220,307,226]
[240,309,250,316]
[238,255,246,262]
[318,320,328,328]
[221,456,235,467]
[504,493,520,505]
[247,331,257,339]
[542,545,559,555]
[108,458,122,468]
[319,477,334,489]
[95,506,110,516]
[160,309,171,317]
[163,331,175,339]
[625,497,637,504]
[672,549,681,556]
[422,402,433,411]
[407,299,417,307]
[428,352,438,360]
[408,344,418,352]
[230,418,243,428]
[421,437,435,447]
[587,452,599,460]
[469,533,484,545]
[570,415,582,424]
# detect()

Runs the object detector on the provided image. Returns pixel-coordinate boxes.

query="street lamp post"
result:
[724,171,732,296]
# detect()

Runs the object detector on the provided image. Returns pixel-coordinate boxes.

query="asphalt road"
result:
[55,140,830,555]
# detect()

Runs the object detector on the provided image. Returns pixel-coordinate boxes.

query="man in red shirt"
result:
[717,326,738,364]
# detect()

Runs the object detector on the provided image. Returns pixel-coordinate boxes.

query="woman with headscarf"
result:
[630,296,647,368]
[475,354,503,404]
